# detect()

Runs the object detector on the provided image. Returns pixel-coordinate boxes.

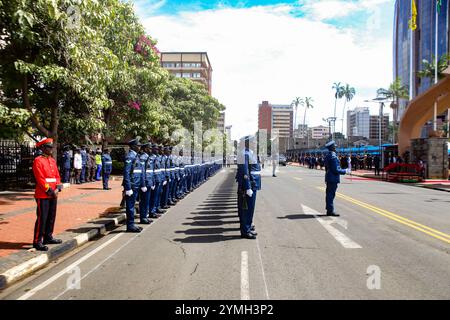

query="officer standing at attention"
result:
[236,135,261,239]
[123,139,145,232]
[101,148,113,190]
[61,145,71,183]
[80,145,87,183]
[32,138,63,251]
[139,143,155,224]
[324,141,347,217]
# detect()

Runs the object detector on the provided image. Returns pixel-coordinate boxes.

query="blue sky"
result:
[135,0,395,139]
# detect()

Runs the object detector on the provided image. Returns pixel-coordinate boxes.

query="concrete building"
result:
[369,114,390,142]
[294,124,308,138]
[347,107,370,139]
[309,126,330,140]
[258,101,293,138]
[160,52,212,94]
[217,112,225,133]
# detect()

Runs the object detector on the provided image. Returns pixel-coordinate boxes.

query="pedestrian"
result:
[272,152,278,177]
[374,154,381,176]
[32,138,63,251]
[85,148,94,182]
[61,145,71,183]
[123,139,145,233]
[80,145,87,183]
[95,150,102,181]
[236,135,261,239]
[73,148,82,184]
[324,141,347,217]
[101,148,113,190]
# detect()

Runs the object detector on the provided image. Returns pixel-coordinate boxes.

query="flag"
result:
[409,0,417,30]
[437,0,442,14]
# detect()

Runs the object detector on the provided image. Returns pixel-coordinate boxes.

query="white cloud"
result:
[142,4,393,140]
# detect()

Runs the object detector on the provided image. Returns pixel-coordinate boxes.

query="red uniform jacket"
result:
[33,155,61,199]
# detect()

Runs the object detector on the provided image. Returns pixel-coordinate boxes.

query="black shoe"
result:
[273,175,277,177]
[33,243,49,251]
[250,231,258,236]
[163,205,170,209]
[327,212,340,217]
[241,233,257,240]
[126,225,142,233]
[140,219,152,225]
[103,187,111,190]
[149,214,159,219]
[168,201,176,206]
[251,224,256,231]
[43,238,62,245]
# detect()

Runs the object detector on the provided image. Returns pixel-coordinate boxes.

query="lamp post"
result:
[323,117,336,141]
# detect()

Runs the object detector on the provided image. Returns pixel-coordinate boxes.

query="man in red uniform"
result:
[32,138,63,251]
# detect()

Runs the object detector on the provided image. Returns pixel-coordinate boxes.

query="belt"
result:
[133,170,142,173]
[45,178,57,183]
[154,169,163,172]
[251,171,261,175]
[104,161,112,164]
[146,170,155,173]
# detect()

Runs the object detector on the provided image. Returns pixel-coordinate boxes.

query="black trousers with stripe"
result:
[34,198,58,245]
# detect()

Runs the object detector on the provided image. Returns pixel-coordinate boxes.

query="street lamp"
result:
[323,117,336,141]
[365,97,392,169]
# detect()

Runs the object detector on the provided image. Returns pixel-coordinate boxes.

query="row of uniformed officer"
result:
[123,139,222,233]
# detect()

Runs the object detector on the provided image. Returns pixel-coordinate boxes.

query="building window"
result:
[163,63,175,68]
[175,73,182,78]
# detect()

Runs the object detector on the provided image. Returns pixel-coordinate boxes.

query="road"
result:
[1,166,449,300]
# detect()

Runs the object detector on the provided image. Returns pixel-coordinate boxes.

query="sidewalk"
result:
[288,162,450,192]
[0,178,126,289]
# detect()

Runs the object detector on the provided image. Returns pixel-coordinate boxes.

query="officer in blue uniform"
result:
[149,144,163,216]
[123,139,145,232]
[80,146,87,183]
[101,148,113,190]
[236,135,261,239]
[61,145,71,183]
[138,143,155,224]
[324,141,347,217]
[157,145,167,213]
[167,147,177,205]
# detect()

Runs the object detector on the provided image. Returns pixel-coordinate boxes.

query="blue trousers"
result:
[150,182,162,213]
[125,188,139,228]
[238,190,257,235]
[81,165,86,182]
[139,189,150,220]
[326,182,338,213]
[63,168,70,183]
[102,172,110,189]
[96,165,102,180]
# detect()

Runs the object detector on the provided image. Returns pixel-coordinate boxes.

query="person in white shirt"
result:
[73,149,82,184]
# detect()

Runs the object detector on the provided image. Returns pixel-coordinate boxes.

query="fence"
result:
[0,140,36,190]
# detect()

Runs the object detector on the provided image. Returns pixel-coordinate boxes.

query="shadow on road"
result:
[174,170,241,244]
[278,214,327,220]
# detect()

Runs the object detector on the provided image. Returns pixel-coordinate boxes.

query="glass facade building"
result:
[394,0,449,118]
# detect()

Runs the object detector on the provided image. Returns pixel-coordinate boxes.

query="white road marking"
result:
[256,239,270,300]
[301,205,362,249]
[241,251,250,300]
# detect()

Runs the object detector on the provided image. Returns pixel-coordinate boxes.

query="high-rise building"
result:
[394,0,449,119]
[160,52,213,94]
[217,112,225,133]
[347,107,370,139]
[370,114,390,142]
[309,126,330,140]
[257,101,293,138]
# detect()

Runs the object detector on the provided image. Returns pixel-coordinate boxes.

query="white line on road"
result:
[256,239,270,300]
[241,251,250,300]
[301,205,362,249]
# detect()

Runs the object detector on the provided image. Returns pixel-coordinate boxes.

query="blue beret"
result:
[128,139,142,147]
[325,140,336,149]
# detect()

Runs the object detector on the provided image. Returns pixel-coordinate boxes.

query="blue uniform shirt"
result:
[101,153,113,174]
[141,152,155,188]
[324,151,346,183]
[236,149,262,191]
[62,151,71,169]
[123,150,144,191]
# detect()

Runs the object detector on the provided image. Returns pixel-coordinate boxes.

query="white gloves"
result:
[141,187,148,193]
[163,181,167,186]
[125,190,133,197]
[246,189,253,197]
[346,168,351,174]
[151,186,155,190]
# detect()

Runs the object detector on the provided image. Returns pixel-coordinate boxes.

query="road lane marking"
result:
[256,239,270,299]
[241,251,250,300]
[294,177,303,181]
[17,232,124,300]
[301,205,362,249]
[317,187,450,245]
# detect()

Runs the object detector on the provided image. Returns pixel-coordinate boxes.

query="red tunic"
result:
[32,155,61,199]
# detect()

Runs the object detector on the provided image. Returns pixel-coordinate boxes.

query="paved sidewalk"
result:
[0,179,124,258]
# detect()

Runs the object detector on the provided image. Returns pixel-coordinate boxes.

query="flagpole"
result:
[434,1,439,131]
[409,0,415,101]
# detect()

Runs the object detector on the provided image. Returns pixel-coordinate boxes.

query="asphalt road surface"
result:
[1,166,449,300]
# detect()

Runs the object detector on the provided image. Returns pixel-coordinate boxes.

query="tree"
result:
[302,97,314,147]
[291,97,303,136]
[377,78,409,143]
[332,82,344,136]
[417,53,450,81]
[341,84,356,138]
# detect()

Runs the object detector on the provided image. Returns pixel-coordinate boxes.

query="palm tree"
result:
[332,82,344,137]
[291,97,304,137]
[377,78,409,143]
[341,84,356,138]
[302,97,314,144]
[417,53,450,81]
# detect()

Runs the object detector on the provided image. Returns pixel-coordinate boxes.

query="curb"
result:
[0,211,126,291]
